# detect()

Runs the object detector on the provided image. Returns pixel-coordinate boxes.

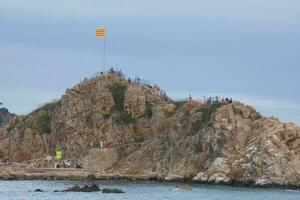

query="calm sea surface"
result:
[0,180,299,200]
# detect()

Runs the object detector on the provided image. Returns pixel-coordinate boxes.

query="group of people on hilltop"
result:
[106,67,124,77]
[188,95,233,105]
[102,68,234,105]
[203,96,233,105]
[104,67,145,84]
[127,77,141,84]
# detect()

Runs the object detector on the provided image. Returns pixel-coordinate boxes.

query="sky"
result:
[0,0,299,124]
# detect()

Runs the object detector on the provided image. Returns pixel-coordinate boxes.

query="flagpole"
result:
[96,27,106,71]
[103,36,106,71]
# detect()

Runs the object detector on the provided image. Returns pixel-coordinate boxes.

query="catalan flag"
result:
[96,27,105,38]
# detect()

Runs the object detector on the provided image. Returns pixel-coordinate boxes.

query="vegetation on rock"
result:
[191,103,222,135]
[144,102,153,119]
[165,101,187,117]
[7,117,19,132]
[174,101,187,110]
[109,83,127,112]
[119,111,135,124]
[194,142,203,153]
[102,112,111,119]
[37,112,52,134]
[26,121,34,129]
[109,83,135,124]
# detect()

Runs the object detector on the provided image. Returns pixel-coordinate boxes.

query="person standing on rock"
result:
[100,139,103,150]
[189,94,192,102]
[203,96,207,104]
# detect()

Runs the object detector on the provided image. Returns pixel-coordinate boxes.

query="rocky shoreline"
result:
[0,167,299,190]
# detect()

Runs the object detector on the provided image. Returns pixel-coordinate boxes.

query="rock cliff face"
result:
[0,108,15,126]
[0,72,300,187]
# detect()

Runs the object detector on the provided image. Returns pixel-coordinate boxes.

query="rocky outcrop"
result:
[63,184,100,192]
[0,72,300,188]
[59,184,124,193]
[0,108,16,126]
[102,188,125,193]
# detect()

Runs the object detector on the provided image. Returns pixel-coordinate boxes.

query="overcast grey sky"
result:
[0,0,300,124]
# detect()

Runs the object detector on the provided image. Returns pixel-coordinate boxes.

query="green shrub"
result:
[120,112,135,124]
[165,110,176,118]
[135,136,145,143]
[13,117,19,127]
[26,121,34,129]
[182,111,190,120]
[194,142,203,153]
[108,84,136,124]
[174,101,186,110]
[191,120,203,135]
[37,112,51,134]
[109,84,127,112]
[144,103,153,119]
[164,101,187,118]
[195,107,206,113]
[102,112,111,119]
[7,117,19,131]
[208,122,214,128]
[191,103,221,134]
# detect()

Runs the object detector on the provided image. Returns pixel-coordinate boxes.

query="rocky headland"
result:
[0,71,299,188]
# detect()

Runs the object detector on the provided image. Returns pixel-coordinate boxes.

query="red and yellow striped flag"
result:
[96,27,105,38]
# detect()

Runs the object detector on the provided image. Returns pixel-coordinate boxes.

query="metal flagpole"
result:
[96,27,106,71]
[103,36,106,71]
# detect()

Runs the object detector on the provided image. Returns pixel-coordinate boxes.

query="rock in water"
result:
[64,185,81,192]
[62,185,124,193]
[81,184,100,192]
[63,184,100,192]
[102,188,125,193]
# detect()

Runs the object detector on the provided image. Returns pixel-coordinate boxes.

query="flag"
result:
[96,27,105,38]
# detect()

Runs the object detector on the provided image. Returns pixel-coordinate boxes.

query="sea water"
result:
[0,180,299,200]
